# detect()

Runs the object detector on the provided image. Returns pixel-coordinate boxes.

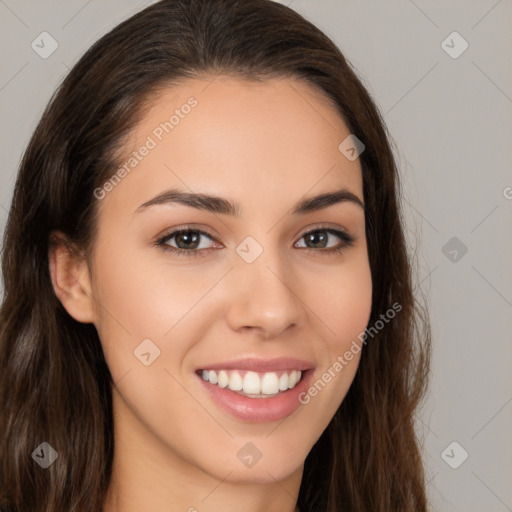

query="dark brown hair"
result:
[0,1,431,510]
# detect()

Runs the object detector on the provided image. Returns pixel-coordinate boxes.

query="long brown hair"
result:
[0,1,431,510]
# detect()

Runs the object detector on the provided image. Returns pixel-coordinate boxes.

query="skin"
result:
[50,76,372,512]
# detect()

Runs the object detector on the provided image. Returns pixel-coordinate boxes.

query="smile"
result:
[199,369,303,398]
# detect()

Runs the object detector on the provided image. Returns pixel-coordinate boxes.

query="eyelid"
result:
[294,222,351,239]
[155,225,222,249]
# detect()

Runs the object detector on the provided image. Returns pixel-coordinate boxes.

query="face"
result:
[86,76,372,484]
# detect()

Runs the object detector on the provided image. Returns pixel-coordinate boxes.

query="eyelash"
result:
[155,225,355,258]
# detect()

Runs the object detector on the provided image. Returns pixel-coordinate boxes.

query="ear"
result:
[48,231,96,324]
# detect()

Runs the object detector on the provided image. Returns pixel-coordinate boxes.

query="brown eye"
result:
[156,228,219,257]
[173,231,202,250]
[295,228,354,253]
[303,231,329,249]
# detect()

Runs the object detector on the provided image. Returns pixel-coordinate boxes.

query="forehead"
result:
[100,75,363,217]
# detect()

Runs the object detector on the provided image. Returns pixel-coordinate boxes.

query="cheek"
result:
[89,245,227,380]
[298,252,372,418]
[308,252,373,349]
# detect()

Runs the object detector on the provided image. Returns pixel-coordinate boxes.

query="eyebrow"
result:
[134,187,364,215]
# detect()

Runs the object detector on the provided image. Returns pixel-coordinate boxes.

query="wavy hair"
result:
[0,1,431,510]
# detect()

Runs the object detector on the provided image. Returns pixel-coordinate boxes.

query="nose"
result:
[224,248,306,339]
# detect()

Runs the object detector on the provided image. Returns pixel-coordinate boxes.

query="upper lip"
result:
[196,357,315,373]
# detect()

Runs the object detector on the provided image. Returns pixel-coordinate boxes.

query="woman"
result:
[0,0,431,511]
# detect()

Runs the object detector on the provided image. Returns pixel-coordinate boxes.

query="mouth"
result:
[196,368,305,398]
[194,357,315,422]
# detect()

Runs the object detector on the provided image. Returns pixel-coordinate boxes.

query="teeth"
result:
[278,373,289,391]
[288,371,297,388]
[217,370,229,388]
[229,371,243,391]
[261,372,279,394]
[243,371,260,394]
[200,369,303,397]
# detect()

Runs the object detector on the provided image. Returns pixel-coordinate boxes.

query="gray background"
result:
[1,0,511,510]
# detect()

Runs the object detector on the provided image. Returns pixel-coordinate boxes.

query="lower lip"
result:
[197,370,314,423]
